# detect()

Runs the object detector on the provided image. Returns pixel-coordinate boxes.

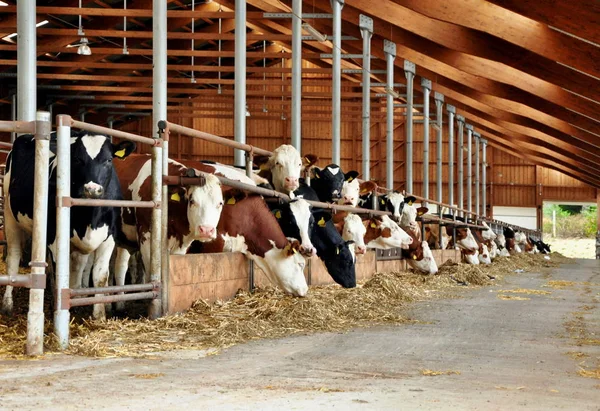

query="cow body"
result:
[2,132,134,319]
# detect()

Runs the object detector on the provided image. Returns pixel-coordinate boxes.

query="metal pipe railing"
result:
[0,121,35,134]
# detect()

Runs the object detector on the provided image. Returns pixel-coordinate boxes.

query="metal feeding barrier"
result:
[54,115,163,349]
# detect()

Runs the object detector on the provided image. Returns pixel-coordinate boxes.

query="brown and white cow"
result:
[396,204,438,275]
[191,192,309,297]
[443,217,480,265]
[112,154,224,291]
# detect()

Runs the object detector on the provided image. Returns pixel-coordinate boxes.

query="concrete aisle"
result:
[0,260,599,411]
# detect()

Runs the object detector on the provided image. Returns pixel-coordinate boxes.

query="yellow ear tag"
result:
[408,201,413,206]
[348,177,353,182]
[227,197,236,205]
[275,210,282,219]
[315,173,320,179]
[293,248,298,254]
[114,149,126,158]
[417,210,424,216]
[170,192,181,202]
[370,222,377,228]
[336,247,340,255]
[318,217,326,227]
[412,254,417,260]
[381,199,386,205]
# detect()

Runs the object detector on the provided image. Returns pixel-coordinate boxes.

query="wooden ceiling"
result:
[0,0,599,187]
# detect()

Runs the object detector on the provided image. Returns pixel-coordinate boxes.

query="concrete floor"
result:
[0,260,599,410]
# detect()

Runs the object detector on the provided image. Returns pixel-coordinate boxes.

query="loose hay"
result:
[578,367,600,380]
[497,295,530,301]
[0,253,573,358]
[496,289,551,296]
[420,369,461,376]
[545,281,576,289]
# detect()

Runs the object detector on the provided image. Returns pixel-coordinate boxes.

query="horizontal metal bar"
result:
[320,54,375,59]
[0,141,13,148]
[369,83,406,88]
[163,121,272,156]
[342,69,387,74]
[69,282,159,297]
[0,120,35,134]
[69,118,160,146]
[263,12,333,18]
[68,291,159,308]
[59,197,159,208]
[0,274,45,289]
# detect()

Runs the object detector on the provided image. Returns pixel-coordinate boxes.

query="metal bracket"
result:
[29,261,48,268]
[34,113,52,140]
[383,39,396,57]
[434,92,444,102]
[359,14,373,33]
[473,132,481,138]
[60,288,72,310]
[465,123,474,131]
[57,196,73,208]
[447,104,456,114]
[29,274,47,289]
[481,139,488,145]
[404,60,416,75]
[421,78,432,90]
[456,115,465,123]
[263,13,333,19]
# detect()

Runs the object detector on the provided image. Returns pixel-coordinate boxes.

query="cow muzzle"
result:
[356,245,366,255]
[83,182,104,199]
[196,225,216,240]
[284,177,299,191]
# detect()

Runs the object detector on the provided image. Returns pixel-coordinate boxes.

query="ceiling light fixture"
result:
[77,37,92,55]
[2,20,49,42]
[0,1,9,6]
[302,23,327,42]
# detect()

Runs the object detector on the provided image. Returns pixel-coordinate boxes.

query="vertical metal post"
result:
[291,0,302,153]
[11,94,17,142]
[466,123,473,216]
[17,0,36,131]
[360,15,373,181]
[331,0,344,165]
[151,0,166,319]
[160,126,169,315]
[404,61,416,194]
[54,115,72,349]
[26,111,51,356]
[482,139,487,217]
[474,132,481,217]
[435,93,444,206]
[384,40,396,190]
[447,105,455,210]
[456,115,464,217]
[421,78,431,205]
[234,0,247,167]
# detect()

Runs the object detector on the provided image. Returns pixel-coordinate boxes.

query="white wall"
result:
[493,206,537,229]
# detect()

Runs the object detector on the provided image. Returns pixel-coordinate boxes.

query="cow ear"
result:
[169,186,186,202]
[223,188,246,205]
[359,181,377,195]
[405,196,417,206]
[112,140,136,159]
[272,209,283,220]
[254,155,270,170]
[416,207,428,216]
[285,240,301,256]
[302,154,318,167]
[344,170,359,182]
[312,167,322,179]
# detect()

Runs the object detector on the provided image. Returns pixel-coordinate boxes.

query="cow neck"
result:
[218,194,288,257]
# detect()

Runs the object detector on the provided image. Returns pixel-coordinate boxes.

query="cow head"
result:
[267,144,304,193]
[340,214,367,255]
[182,173,226,241]
[260,239,308,297]
[339,180,377,207]
[71,134,135,199]
[478,243,491,265]
[312,166,357,202]
[481,221,497,241]
[406,241,438,275]
[462,248,480,265]
[311,211,356,288]
[488,240,499,260]
[272,198,316,256]
[364,215,413,250]
[455,227,479,252]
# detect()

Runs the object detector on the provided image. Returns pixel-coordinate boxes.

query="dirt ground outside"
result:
[543,237,596,259]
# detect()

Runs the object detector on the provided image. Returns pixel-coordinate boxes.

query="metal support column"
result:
[456,115,464,216]
[291,0,302,153]
[435,93,444,208]
[331,0,344,165]
[27,111,51,356]
[234,0,247,166]
[447,105,455,210]
[11,94,16,142]
[359,15,373,180]
[482,139,487,217]
[474,132,481,217]
[17,0,36,130]
[404,61,416,194]
[421,78,431,205]
[466,123,473,216]
[384,40,396,190]
[151,0,166,319]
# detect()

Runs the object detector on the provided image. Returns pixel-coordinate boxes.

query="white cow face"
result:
[481,222,497,241]
[185,173,224,241]
[386,192,407,221]
[288,199,316,256]
[457,228,479,252]
[268,144,303,193]
[514,231,527,245]
[498,247,511,257]
[489,241,499,260]
[478,244,491,265]
[366,215,413,250]
[222,233,248,254]
[407,241,438,275]
[341,214,367,254]
[514,243,522,253]
[261,240,308,297]
[338,179,360,207]
[496,233,506,248]
[463,250,480,265]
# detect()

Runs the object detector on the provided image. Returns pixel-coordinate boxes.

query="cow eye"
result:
[298,262,305,269]
[189,198,195,205]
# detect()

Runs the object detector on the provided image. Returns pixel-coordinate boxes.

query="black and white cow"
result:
[310,165,358,203]
[2,131,135,319]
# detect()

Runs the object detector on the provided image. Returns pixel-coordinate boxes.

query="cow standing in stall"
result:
[2,132,135,319]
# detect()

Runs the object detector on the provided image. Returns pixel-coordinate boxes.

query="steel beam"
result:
[234,0,247,166]
[11,94,16,142]
[291,0,301,153]
[456,115,465,217]
[384,40,396,190]
[482,138,488,217]
[331,0,344,165]
[404,60,416,193]
[435,93,444,206]
[359,14,373,181]
[475,131,481,216]
[466,123,474,215]
[17,0,36,131]
[421,78,431,205]
[447,105,456,209]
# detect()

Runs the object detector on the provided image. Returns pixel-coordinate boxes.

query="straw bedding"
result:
[0,252,572,358]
